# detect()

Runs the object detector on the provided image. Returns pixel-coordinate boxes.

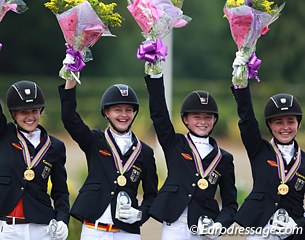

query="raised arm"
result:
[58,80,94,152]
[231,85,264,159]
[0,103,8,135]
[145,75,176,150]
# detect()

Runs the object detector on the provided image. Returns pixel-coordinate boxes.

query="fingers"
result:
[63,53,75,65]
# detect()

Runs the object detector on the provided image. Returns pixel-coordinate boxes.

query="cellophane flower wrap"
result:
[128,0,191,75]
[0,0,27,50]
[45,0,122,83]
[224,0,284,87]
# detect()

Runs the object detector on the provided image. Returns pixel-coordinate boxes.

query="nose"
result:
[199,118,206,124]
[282,121,290,129]
[121,110,128,117]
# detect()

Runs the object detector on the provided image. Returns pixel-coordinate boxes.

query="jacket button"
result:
[111,192,115,195]
[275,202,278,206]
[192,183,196,187]
[188,194,192,198]
[195,173,199,177]
[21,187,24,191]
[114,181,117,184]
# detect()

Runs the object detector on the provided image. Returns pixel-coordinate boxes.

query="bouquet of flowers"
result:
[45,0,122,84]
[127,0,191,75]
[0,0,27,50]
[224,0,285,88]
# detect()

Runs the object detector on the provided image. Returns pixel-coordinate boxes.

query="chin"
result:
[115,127,129,133]
[278,138,293,144]
[23,124,38,132]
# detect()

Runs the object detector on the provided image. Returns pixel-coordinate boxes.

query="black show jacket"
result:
[0,104,69,225]
[232,86,305,233]
[59,85,158,234]
[145,76,238,229]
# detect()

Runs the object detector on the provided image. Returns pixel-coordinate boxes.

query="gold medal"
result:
[117,175,127,186]
[278,183,289,195]
[24,169,35,181]
[197,178,209,190]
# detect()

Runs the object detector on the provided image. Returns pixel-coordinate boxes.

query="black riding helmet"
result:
[180,91,218,137]
[6,80,45,112]
[100,84,139,116]
[264,93,302,123]
[100,84,139,133]
[264,93,302,138]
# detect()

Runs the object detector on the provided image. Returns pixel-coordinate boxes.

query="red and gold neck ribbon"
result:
[17,129,51,169]
[105,128,142,174]
[270,138,301,184]
[185,135,222,179]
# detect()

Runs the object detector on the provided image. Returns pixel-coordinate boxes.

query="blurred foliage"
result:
[2,75,305,141]
[0,1,304,82]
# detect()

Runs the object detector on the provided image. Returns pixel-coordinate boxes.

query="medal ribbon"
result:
[105,129,142,174]
[270,138,301,183]
[17,130,51,169]
[185,135,222,178]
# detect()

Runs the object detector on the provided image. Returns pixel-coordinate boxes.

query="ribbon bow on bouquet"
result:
[45,0,122,84]
[128,0,191,75]
[0,0,27,50]
[137,37,168,74]
[224,0,285,88]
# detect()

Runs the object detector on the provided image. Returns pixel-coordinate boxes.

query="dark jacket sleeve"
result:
[50,138,70,225]
[58,84,94,153]
[231,85,265,159]
[139,144,158,224]
[144,75,176,161]
[0,104,7,136]
[292,217,305,239]
[216,151,238,228]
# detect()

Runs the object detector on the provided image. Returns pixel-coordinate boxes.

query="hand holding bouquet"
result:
[224,0,285,88]
[0,0,27,50]
[45,0,122,84]
[127,0,191,75]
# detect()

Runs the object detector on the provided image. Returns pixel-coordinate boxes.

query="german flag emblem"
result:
[267,160,278,167]
[12,143,22,151]
[99,150,111,156]
[181,153,193,161]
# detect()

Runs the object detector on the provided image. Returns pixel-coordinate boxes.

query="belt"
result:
[0,217,28,225]
[84,220,120,232]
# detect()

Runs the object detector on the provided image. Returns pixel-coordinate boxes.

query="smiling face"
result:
[104,104,135,135]
[268,115,300,144]
[12,108,41,132]
[183,112,216,137]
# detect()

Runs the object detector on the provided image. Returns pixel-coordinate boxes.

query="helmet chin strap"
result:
[273,136,295,146]
[188,128,214,138]
[266,119,298,145]
[106,111,139,134]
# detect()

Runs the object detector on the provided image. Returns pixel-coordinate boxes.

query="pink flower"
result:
[56,1,113,52]
[260,26,269,35]
[127,0,163,34]
[224,5,274,50]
